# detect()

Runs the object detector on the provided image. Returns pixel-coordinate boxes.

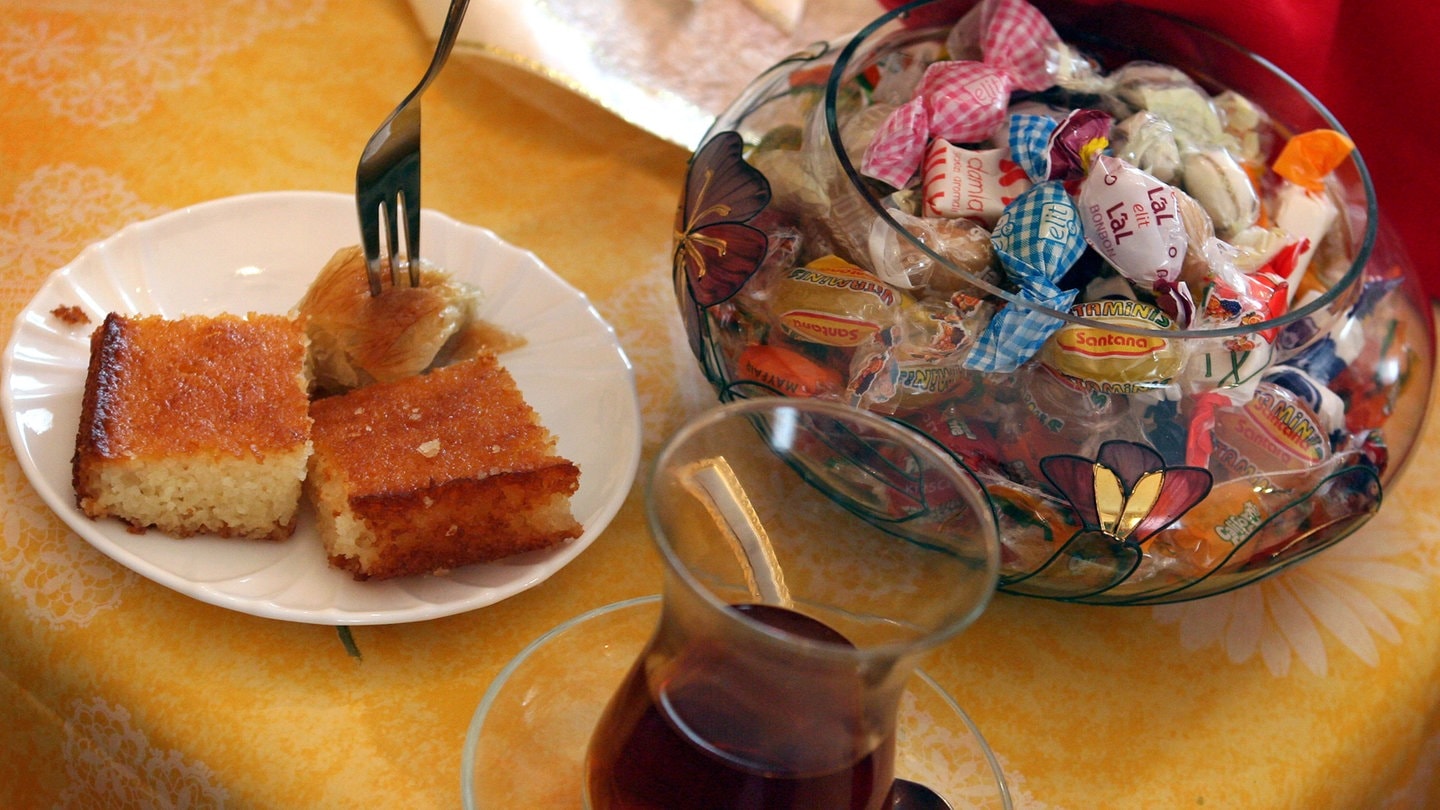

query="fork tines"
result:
[356,136,422,296]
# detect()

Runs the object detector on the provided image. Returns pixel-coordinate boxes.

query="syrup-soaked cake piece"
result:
[72,313,313,540]
[306,351,581,580]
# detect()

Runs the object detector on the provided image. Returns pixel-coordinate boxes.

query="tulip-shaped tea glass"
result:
[583,396,1000,809]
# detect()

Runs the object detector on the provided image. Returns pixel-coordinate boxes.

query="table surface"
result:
[3,1,1440,808]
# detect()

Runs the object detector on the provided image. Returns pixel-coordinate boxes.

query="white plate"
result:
[1,191,641,625]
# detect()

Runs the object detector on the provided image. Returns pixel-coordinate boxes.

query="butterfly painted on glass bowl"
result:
[1000,440,1214,598]
[672,130,771,359]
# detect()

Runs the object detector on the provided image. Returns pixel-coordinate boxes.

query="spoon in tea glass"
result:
[693,461,957,810]
[891,777,954,810]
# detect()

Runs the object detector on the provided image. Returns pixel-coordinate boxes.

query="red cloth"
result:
[878,0,1440,297]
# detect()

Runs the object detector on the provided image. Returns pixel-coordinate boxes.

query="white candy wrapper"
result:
[920,140,1031,226]
[1112,111,1181,183]
[1078,154,1193,323]
[1271,181,1339,303]
[1181,147,1259,238]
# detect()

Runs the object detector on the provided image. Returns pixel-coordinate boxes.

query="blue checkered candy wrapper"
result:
[964,180,1085,372]
[964,278,1076,372]
[991,181,1085,283]
[1007,113,1056,182]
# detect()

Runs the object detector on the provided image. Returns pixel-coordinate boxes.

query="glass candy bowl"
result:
[672,0,1435,604]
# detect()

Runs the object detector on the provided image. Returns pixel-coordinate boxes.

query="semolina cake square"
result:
[72,312,313,540]
[306,351,582,581]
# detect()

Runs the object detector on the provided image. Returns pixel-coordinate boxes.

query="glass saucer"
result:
[462,596,1011,809]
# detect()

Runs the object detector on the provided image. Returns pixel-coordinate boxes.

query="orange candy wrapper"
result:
[1272,129,1356,192]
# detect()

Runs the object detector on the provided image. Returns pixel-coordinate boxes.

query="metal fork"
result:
[355,0,472,296]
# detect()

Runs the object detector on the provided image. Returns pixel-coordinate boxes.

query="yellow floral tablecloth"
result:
[2,1,1440,807]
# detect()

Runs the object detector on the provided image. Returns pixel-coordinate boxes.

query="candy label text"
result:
[780,311,878,347]
[785,267,897,306]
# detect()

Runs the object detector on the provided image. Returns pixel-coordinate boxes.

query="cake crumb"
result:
[416,439,441,457]
[51,304,90,325]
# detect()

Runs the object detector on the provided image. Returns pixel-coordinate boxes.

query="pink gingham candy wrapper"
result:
[859,0,1064,188]
[970,0,1066,89]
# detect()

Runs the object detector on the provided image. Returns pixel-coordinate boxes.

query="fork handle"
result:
[419,0,471,97]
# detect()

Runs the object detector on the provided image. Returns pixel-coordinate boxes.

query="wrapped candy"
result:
[887,358,966,410]
[1279,295,1368,380]
[1172,187,1219,290]
[902,294,990,359]
[1180,147,1259,238]
[750,94,900,275]
[1226,224,1298,274]
[1077,154,1194,324]
[848,333,965,413]
[1213,90,1271,165]
[1111,111,1181,183]
[1181,246,1289,402]
[1082,271,1140,303]
[736,343,844,398]
[1039,298,1183,394]
[1270,184,1338,303]
[987,480,1084,571]
[1207,381,1332,492]
[849,295,987,412]
[1263,364,1347,446]
[1045,108,1112,181]
[903,386,1011,475]
[920,140,1031,225]
[1108,62,1227,151]
[771,255,912,347]
[1272,129,1356,193]
[1149,477,1287,573]
[867,209,1001,297]
[1195,236,1289,324]
[1001,364,1132,486]
[963,113,1091,372]
[1268,129,1356,301]
[861,0,1067,187]
[867,39,945,107]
